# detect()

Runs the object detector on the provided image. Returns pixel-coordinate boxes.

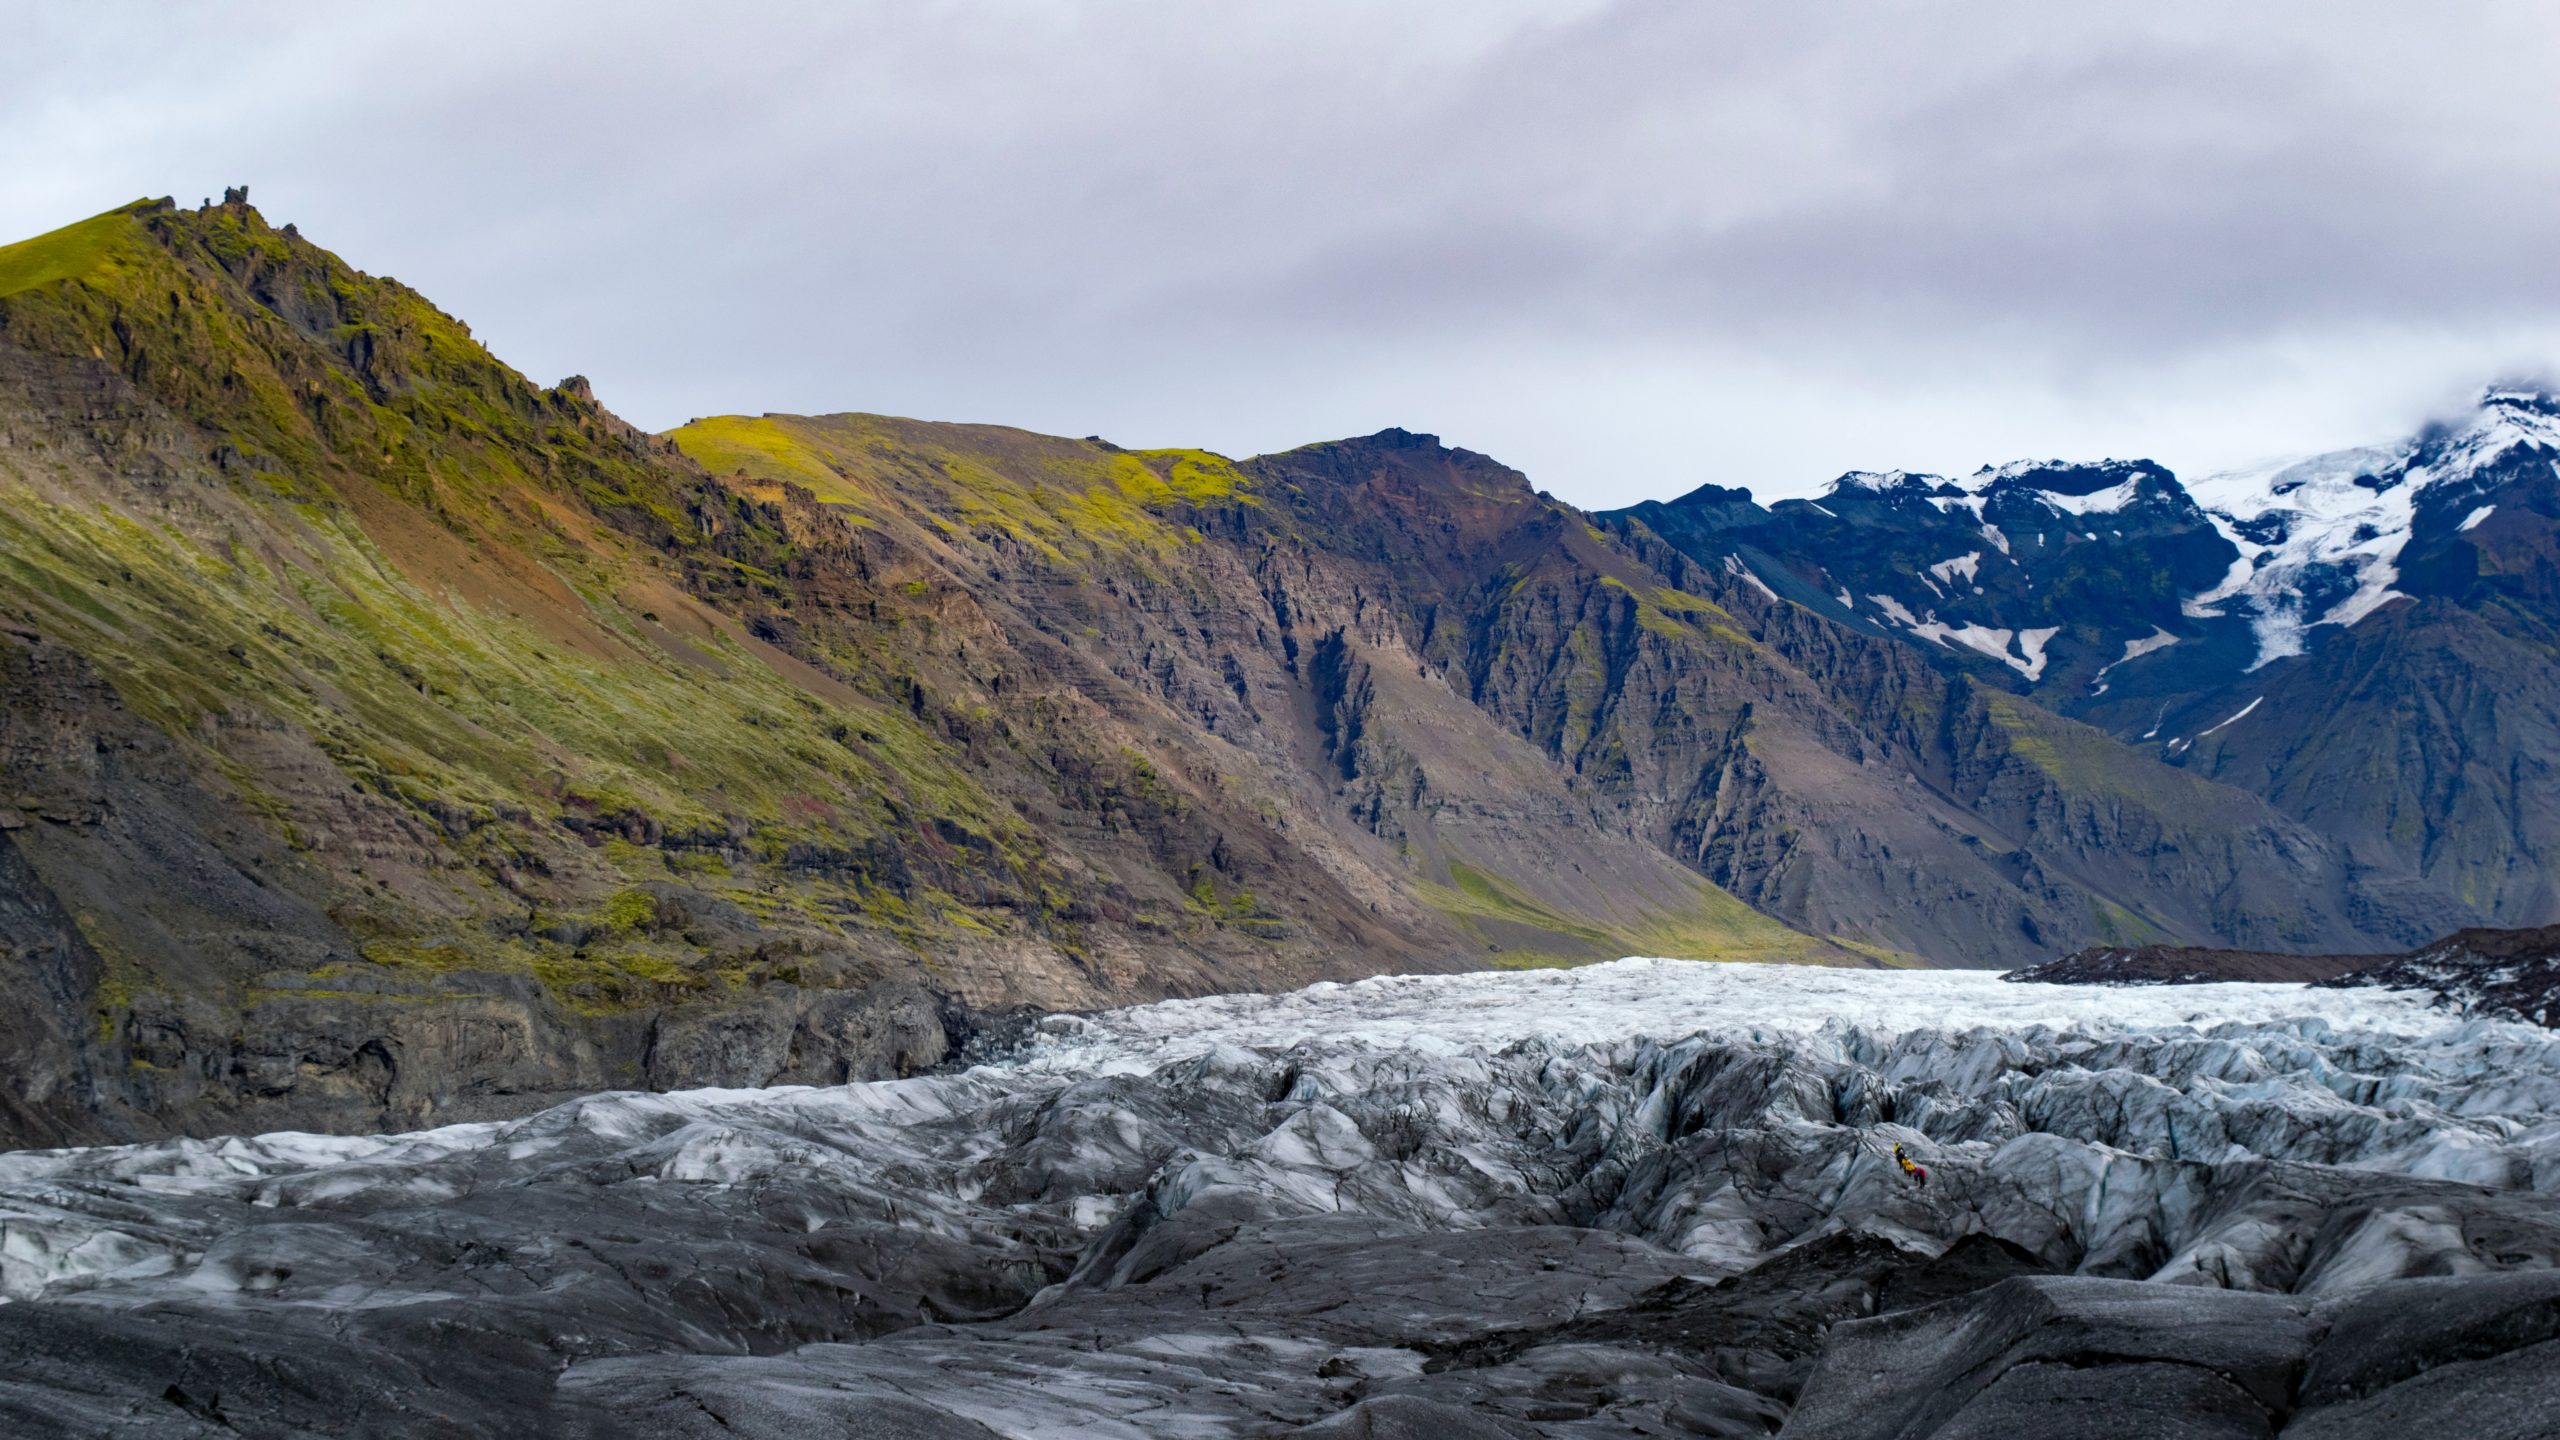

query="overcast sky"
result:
[9,2,2558,506]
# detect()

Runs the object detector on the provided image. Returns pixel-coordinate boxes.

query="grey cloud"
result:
[5,0,2557,505]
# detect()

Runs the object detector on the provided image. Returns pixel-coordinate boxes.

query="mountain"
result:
[0,194,1845,1146]
[2156,392,2560,924]
[0,193,2466,1145]
[1611,387,2560,934]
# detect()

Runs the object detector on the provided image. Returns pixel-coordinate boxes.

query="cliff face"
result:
[1224,438,2416,968]
[0,197,2452,1144]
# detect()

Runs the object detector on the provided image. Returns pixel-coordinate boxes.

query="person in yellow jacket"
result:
[1893,1142,1929,1188]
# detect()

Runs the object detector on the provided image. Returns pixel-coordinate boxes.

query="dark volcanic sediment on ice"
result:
[2005,943,2379,986]
[2011,922,2560,1028]
[0,195,2506,1145]
[2311,924,2560,1028]
[0,964,2553,1436]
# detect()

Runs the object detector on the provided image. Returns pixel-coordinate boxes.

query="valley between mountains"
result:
[0,194,2552,1147]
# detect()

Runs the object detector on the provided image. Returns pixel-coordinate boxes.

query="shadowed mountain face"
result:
[0,195,2486,1144]
[1610,390,2560,935]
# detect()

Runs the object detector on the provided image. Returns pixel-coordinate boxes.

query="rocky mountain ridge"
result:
[1619,387,2559,703]
[1611,386,2560,932]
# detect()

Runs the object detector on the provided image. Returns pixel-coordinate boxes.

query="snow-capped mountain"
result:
[1607,384,2560,933]
[1622,383,2557,715]
[1827,457,2217,682]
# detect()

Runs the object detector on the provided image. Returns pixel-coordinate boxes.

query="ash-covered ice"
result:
[4,960,2555,1437]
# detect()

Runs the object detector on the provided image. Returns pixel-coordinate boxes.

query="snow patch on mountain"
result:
[2198,696,2263,738]
[2013,625,2060,680]
[1724,553,1778,601]
[2032,477,2147,516]
[1868,596,2056,680]
[2091,627,2180,695]
[1905,620,2057,680]
[2120,627,2180,666]
[1907,620,1997,661]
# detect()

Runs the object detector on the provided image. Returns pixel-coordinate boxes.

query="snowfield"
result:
[3,959,2556,1437]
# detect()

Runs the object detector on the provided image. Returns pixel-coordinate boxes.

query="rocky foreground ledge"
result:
[2008,923,2560,1029]
[2,961,2557,1437]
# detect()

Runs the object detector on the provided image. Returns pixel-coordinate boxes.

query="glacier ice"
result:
[0,959,2554,1436]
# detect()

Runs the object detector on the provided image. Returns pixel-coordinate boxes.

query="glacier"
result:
[2,959,2557,1437]
[2188,387,2560,670]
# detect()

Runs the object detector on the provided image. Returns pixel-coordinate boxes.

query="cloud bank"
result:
[9,1,2557,503]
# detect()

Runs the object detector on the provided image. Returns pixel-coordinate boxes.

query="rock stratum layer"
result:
[3,962,2555,1437]
[0,194,2514,1144]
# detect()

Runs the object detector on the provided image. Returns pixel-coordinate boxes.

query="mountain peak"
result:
[1824,469,1953,497]
[2480,380,2558,414]
[2454,382,2560,452]
[2396,380,2560,485]
[1971,458,2174,497]
[1664,479,1757,508]
[1361,426,1443,450]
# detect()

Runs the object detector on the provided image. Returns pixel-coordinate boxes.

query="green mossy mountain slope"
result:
[0,197,1836,1143]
